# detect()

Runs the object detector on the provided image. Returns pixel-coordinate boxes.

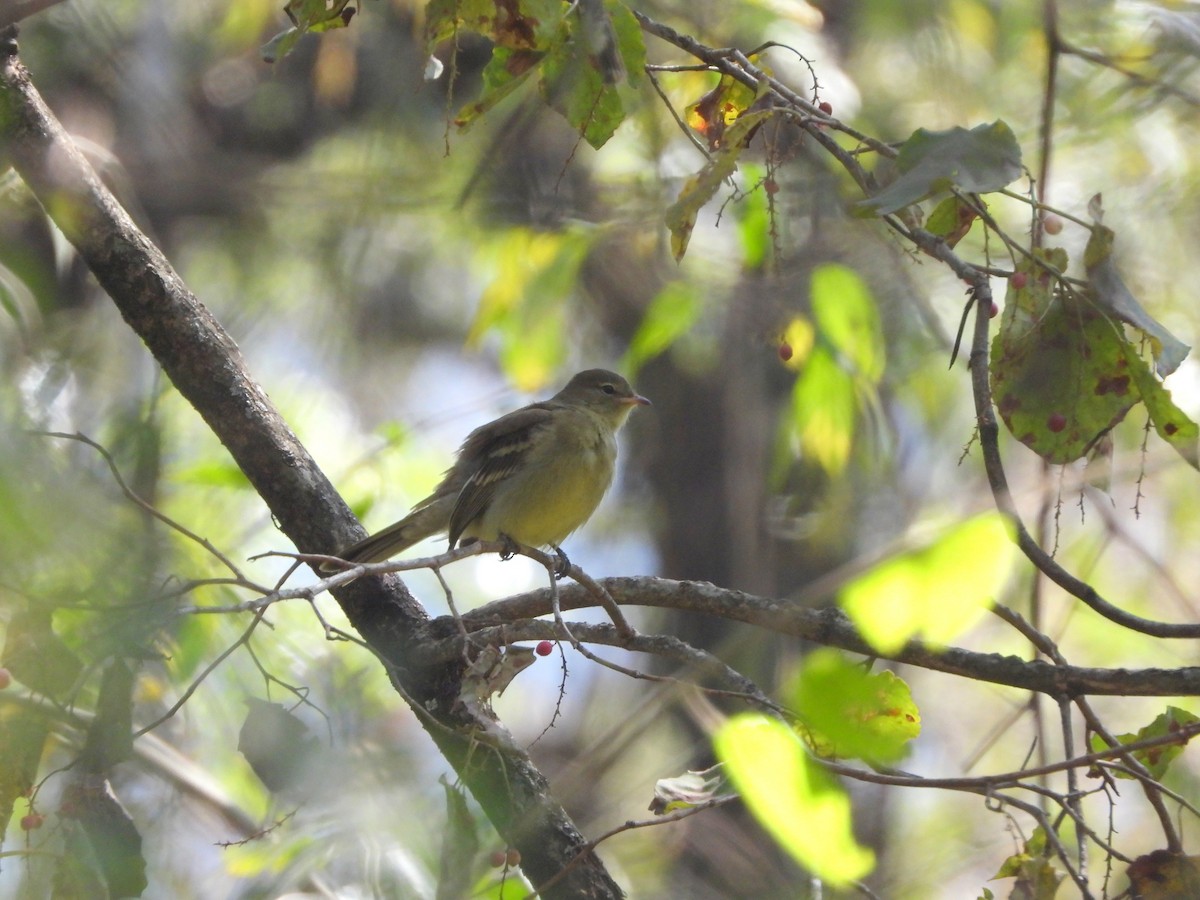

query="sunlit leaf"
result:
[166,611,220,682]
[785,265,883,474]
[780,315,815,369]
[666,110,774,260]
[469,228,592,389]
[0,704,50,835]
[1089,706,1200,780]
[686,68,765,150]
[175,458,254,489]
[926,194,980,248]
[714,714,874,886]
[787,649,920,763]
[811,263,885,382]
[791,347,855,474]
[840,513,1016,654]
[622,281,702,376]
[1126,354,1200,468]
[859,121,1023,215]
[736,164,771,270]
[990,826,1064,900]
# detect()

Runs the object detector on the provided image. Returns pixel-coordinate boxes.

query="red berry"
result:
[489,850,507,868]
[20,813,44,831]
[1047,413,1067,433]
[535,640,554,657]
[989,302,999,318]
[1043,214,1063,235]
[0,667,10,689]
[506,848,522,867]
[818,100,833,115]
[778,342,793,362]
[763,178,779,195]
[1010,271,1028,289]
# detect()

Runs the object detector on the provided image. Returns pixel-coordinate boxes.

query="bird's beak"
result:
[624,393,651,407]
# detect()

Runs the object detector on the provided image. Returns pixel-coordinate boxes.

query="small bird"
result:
[328,369,650,567]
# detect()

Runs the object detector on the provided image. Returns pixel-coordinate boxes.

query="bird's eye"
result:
[600,383,616,395]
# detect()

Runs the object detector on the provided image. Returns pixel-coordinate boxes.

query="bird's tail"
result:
[320,495,451,571]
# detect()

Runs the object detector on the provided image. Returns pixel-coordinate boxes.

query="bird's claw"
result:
[551,545,571,579]
[498,534,519,561]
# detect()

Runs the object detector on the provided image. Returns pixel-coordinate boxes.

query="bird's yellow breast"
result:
[464,410,617,548]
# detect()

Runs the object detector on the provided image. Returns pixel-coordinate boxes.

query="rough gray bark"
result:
[0,27,623,899]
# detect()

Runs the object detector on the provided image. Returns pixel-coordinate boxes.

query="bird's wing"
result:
[448,402,556,547]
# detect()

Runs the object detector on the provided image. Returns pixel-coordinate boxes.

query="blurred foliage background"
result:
[3,0,1200,897]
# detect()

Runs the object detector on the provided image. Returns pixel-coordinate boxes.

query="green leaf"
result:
[1126,353,1200,468]
[811,263,885,382]
[455,48,543,131]
[1089,706,1200,780]
[438,778,480,899]
[80,658,135,771]
[238,699,322,793]
[427,0,559,48]
[61,780,148,898]
[3,609,84,699]
[686,71,763,149]
[175,458,254,489]
[992,246,1199,468]
[859,121,1023,215]
[261,27,303,64]
[0,704,51,835]
[539,19,625,149]
[991,249,1135,465]
[469,228,592,390]
[621,281,702,376]
[426,0,501,45]
[787,649,920,763]
[714,714,875,886]
[262,0,355,62]
[990,827,1065,900]
[736,164,772,269]
[791,347,855,475]
[1085,222,1191,377]
[840,513,1016,654]
[665,110,773,260]
[785,264,883,476]
[926,194,979,247]
[606,0,647,89]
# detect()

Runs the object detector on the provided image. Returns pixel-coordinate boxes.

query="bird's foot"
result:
[498,534,519,561]
[551,545,571,580]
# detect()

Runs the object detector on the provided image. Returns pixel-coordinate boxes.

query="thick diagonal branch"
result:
[0,30,621,899]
